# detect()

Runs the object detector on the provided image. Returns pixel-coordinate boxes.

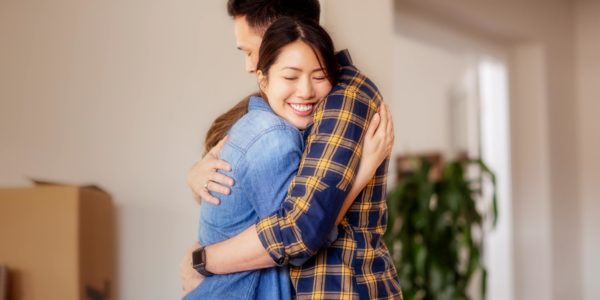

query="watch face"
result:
[192,248,204,266]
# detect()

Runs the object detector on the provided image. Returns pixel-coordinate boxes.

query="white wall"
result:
[393,37,472,158]
[323,0,479,180]
[395,0,581,299]
[575,2,600,300]
[321,0,395,100]
[509,44,553,300]
[0,1,254,299]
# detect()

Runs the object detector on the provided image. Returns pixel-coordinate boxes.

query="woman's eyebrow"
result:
[279,67,325,73]
[280,66,302,71]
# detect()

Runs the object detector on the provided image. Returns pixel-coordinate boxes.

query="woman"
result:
[185,17,393,299]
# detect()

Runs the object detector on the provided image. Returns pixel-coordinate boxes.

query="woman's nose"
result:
[297,78,315,99]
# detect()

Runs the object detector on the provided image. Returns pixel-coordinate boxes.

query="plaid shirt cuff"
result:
[256,214,288,266]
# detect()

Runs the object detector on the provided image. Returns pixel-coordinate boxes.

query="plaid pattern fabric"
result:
[256,50,403,299]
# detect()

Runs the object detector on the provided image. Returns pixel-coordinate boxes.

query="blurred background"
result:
[0,0,598,299]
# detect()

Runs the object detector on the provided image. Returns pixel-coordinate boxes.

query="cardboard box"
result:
[0,181,114,300]
[0,265,6,300]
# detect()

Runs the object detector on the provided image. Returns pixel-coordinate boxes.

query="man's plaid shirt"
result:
[256,50,403,299]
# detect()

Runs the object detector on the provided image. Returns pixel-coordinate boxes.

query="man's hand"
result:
[180,241,204,298]
[187,137,234,205]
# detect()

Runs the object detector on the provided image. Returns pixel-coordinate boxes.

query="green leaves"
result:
[384,158,497,300]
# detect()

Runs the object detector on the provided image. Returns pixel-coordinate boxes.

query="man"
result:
[182,1,402,299]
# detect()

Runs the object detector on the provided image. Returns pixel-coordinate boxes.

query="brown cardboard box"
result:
[0,265,7,300]
[0,181,114,300]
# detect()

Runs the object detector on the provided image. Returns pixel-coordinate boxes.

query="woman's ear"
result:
[256,70,268,92]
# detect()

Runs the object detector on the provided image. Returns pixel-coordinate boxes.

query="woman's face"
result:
[258,40,333,130]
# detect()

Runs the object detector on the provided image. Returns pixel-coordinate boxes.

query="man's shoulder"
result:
[332,65,382,104]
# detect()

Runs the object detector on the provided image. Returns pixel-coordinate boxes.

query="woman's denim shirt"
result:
[186,96,302,300]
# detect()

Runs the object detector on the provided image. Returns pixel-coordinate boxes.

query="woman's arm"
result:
[335,103,394,224]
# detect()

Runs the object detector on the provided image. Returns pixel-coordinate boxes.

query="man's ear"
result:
[256,70,268,91]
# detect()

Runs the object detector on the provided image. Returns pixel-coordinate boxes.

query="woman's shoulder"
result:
[227,109,302,153]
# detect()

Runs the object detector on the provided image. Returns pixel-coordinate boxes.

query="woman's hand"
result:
[187,137,234,205]
[357,102,394,185]
[335,103,394,224]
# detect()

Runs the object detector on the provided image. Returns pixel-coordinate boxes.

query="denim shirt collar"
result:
[248,95,272,113]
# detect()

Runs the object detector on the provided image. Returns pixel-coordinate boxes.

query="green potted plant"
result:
[384,158,497,300]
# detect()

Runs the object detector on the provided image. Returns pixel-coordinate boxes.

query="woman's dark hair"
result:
[258,17,339,85]
[227,0,320,31]
[204,18,338,154]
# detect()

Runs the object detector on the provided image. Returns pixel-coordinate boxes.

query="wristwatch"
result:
[192,246,214,277]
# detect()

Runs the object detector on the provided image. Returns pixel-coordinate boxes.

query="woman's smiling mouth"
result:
[289,103,315,116]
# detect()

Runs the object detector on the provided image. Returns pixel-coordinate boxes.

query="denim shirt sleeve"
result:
[237,126,303,218]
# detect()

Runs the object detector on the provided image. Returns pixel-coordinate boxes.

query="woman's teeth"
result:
[290,103,313,112]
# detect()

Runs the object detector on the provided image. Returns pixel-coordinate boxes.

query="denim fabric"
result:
[185,96,302,300]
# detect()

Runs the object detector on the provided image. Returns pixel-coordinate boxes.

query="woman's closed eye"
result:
[312,71,327,81]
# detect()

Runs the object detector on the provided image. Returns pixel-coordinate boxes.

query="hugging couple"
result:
[181,1,403,299]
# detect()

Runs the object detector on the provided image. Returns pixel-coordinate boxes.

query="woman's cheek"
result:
[315,82,333,100]
[277,81,297,100]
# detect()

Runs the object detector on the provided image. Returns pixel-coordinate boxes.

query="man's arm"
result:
[205,225,274,274]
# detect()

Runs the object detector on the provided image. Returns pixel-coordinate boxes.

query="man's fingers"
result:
[206,180,231,196]
[209,159,232,173]
[210,171,234,187]
[191,190,202,204]
[199,189,221,205]
[210,136,229,156]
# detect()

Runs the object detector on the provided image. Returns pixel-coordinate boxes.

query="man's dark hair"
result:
[227,0,320,31]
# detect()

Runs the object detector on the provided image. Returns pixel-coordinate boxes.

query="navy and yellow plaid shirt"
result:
[256,50,403,299]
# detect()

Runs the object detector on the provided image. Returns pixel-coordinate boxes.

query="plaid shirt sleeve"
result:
[256,80,379,266]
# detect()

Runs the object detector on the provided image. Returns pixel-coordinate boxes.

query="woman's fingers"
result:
[382,103,394,151]
[366,112,381,139]
[377,103,388,137]
[371,103,394,157]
